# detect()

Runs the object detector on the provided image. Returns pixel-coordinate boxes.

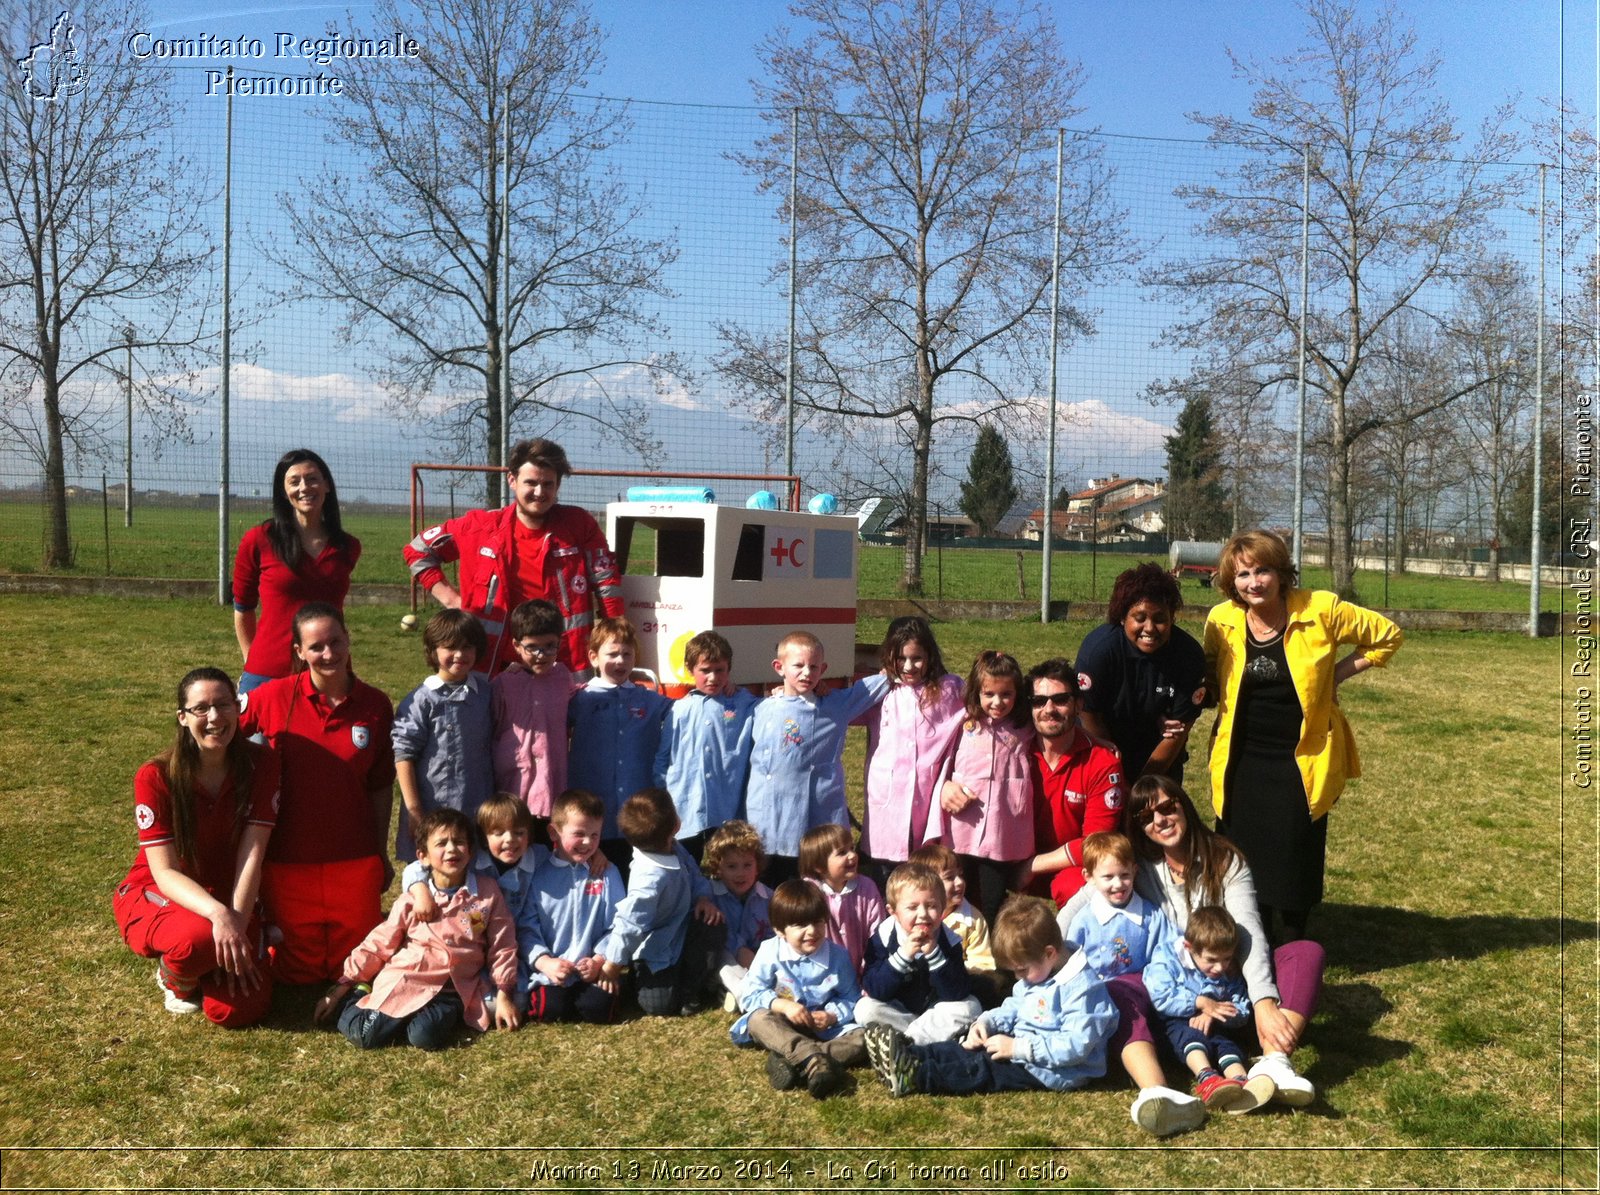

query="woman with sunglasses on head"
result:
[1205,530,1401,945]
[113,669,282,1026]
[1055,775,1326,1136]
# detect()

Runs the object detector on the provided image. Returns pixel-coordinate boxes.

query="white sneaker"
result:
[154,967,201,1015]
[1248,1052,1315,1107]
[1130,1085,1207,1136]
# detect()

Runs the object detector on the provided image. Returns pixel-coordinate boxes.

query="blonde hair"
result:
[774,630,823,658]
[907,842,959,875]
[477,792,533,837]
[885,861,945,910]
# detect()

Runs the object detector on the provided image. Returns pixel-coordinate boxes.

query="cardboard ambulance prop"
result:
[607,500,858,694]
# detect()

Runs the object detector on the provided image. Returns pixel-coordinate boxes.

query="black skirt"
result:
[1218,632,1328,913]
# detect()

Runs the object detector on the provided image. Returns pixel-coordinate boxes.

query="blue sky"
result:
[20,1,1597,513]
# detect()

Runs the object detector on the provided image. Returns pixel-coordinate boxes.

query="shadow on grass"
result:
[1313,902,1596,974]
[1303,980,1407,1101]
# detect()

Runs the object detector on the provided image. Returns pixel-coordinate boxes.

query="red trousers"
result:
[114,883,272,1028]
[260,855,385,985]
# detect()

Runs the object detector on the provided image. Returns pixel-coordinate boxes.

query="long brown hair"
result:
[1125,774,1245,913]
[962,650,1030,730]
[879,616,948,704]
[158,668,256,872]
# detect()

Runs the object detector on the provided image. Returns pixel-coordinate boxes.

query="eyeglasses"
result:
[181,700,237,718]
[516,642,559,656]
[1029,692,1076,709]
[1134,798,1181,826]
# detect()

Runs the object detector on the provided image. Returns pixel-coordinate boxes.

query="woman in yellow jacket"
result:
[1204,530,1402,945]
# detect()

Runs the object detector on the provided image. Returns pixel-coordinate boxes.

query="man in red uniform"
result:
[1025,658,1125,905]
[403,439,624,679]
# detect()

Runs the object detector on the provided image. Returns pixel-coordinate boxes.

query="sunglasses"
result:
[1134,798,1181,826]
[1029,692,1076,709]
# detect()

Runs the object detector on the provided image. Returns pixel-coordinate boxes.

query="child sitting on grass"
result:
[732,879,867,1099]
[520,788,625,1024]
[1060,831,1173,982]
[703,820,772,1010]
[908,841,1003,1008]
[1143,904,1272,1114]
[856,862,980,1043]
[863,896,1116,1096]
[315,808,519,1050]
[801,823,884,979]
[595,787,724,1016]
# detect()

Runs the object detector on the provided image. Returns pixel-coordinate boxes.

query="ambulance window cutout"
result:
[731,523,765,582]
[612,517,705,578]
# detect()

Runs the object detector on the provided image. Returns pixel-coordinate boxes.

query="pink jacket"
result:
[491,663,574,817]
[940,715,1036,862]
[861,674,965,861]
[807,875,886,978]
[339,873,517,1030]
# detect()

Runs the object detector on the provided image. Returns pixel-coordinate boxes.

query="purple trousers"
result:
[1107,939,1325,1058]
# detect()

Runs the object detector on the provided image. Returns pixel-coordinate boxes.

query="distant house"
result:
[1023,476,1166,543]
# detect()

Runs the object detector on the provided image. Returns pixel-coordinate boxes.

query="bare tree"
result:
[273,0,677,508]
[720,0,1127,593]
[1449,259,1538,582]
[1,0,214,566]
[1146,0,1521,597]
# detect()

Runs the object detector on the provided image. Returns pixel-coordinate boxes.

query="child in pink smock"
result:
[860,617,965,872]
[937,650,1036,928]
[491,600,573,827]
[801,824,885,978]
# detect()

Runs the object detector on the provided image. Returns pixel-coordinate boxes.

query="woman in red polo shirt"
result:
[233,449,361,695]
[113,667,281,1027]
[239,602,396,984]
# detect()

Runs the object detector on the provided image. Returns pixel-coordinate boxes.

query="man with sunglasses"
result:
[1021,659,1125,906]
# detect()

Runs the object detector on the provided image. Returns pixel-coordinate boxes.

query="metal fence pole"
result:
[1292,145,1310,573]
[122,326,133,528]
[501,81,512,466]
[217,70,233,606]
[1041,129,1063,623]
[1530,165,1545,637]
[785,108,798,480]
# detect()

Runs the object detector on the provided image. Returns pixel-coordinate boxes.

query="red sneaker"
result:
[1195,1072,1257,1112]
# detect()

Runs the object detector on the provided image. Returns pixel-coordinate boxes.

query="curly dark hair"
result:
[1106,562,1183,625]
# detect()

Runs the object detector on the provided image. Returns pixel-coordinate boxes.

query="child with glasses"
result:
[491,599,573,834]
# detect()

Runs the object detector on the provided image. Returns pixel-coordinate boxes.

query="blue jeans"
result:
[337,986,463,1051]
[911,1041,1047,1094]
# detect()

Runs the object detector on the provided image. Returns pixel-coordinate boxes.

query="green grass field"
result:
[0,496,1562,612]
[0,595,1590,1191]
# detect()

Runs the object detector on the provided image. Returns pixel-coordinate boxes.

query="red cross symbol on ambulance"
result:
[769,536,807,570]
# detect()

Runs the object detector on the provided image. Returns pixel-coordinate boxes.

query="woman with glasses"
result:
[113,668,281,1025]
[1057,775,1326,1136]
[238,602,395,985]
[232,449,361,695]
[1205,530,1401,944]
[1073,562,1207,781]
